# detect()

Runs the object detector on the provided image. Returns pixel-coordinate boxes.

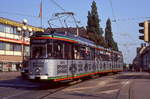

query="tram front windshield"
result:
[31,45,46,59]
[31,42,62,59]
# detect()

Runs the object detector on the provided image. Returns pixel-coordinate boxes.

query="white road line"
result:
[98,89,119,94]
[64,80,108,92]
[121,81,130,85]
[2,91,29,99]
[98,81,108,86]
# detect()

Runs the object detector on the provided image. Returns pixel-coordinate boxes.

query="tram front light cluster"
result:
[35,68,40,74]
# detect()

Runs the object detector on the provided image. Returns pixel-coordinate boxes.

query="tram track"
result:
[38,79,84,99]
[1,73,121,99]
[38,73,136,99]
[1,72,149,99]
[115,76,135,99]
[38,73,120,99]
[39,85,69,99]
[128,80,134,99]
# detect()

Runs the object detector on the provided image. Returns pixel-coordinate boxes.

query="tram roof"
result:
[31,31,122,55]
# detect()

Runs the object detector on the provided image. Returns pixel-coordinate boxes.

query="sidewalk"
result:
[0,72,39,88]
[132,79,150,99]
[0,72,21,80]
[118,73,150,99]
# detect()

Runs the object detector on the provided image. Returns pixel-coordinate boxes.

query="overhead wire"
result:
[108,0,137,42]
[108,0,137,63]
[50,0,65,12]
[113,16,150,22]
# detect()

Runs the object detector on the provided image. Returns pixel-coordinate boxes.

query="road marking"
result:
[2,91,29,99]
[121,80,130,86]
[64,80,108,92]
[98,81,108,86]
[98,89,118,94]
[64,86,95,91]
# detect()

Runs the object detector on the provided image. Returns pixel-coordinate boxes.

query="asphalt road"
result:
[0,72,150,99]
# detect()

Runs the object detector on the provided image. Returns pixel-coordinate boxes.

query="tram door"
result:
[70,44,77,78]
[64,43,76,78]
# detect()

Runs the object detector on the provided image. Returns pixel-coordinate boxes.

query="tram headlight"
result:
[35,68,40,74]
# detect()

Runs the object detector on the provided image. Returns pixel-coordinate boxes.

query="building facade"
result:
[0,17,43,71]
[132,44,150,71]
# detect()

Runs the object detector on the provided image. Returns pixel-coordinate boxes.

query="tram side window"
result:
[69,44,74,59]
[53,42,63,59]
[95,49,99,61]
[90,48,95,60]
[74,45,80,59]
[79,46,86,60]
[47,40,64,59]
[63,42,74,59]
[64,42,69,59]
[85,47,90,60]
[74,45,86,60]
[47,43,53,58]
[98,52,102,61]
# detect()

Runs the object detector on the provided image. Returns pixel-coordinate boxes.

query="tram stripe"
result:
[32,36,78,43]
[46,70,123,82]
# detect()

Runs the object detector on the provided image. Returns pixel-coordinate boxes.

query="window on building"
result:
[0,42,5,50]
[5,43,13,51]
[0,24,3,32]
[4,25,13,33]
[24,31,30,37]
[24,46,30,56]
[13,27,17,34]
[13,44,21,51]
[15,30,21,35]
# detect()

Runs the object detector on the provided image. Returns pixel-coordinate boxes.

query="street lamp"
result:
[22,19,28,25]
[17,19,32,68]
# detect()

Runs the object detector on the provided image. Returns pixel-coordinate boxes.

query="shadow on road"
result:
[0,76,71,90]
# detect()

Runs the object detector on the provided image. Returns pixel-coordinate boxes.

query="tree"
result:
[86,1,106,46]
[105,18,118,51]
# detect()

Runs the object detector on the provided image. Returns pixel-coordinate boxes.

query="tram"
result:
[27,31,123,82]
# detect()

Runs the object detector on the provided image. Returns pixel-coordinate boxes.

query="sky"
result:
[0,0,149,64]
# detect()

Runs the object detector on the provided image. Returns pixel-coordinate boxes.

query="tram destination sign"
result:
[31,39,47,44]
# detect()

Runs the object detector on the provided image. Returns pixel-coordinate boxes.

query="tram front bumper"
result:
[29,75,48,80]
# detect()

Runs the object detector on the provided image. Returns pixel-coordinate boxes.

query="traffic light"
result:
[139,21,150,42]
